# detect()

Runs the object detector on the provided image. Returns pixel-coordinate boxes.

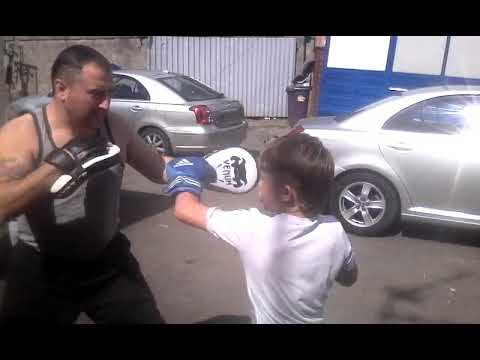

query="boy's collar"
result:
[281,212,318,223]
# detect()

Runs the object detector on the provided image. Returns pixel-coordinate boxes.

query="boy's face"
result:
[258,171,282,214]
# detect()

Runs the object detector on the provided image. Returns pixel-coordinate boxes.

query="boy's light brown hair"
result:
[260,133,335,217]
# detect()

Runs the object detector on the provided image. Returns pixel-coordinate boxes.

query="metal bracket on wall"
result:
[138,36,149,49]
[3,40,38,100]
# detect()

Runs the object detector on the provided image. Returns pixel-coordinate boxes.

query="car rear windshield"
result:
[157,75,224,101]
[335,108,367,123]
[334,95,400,122]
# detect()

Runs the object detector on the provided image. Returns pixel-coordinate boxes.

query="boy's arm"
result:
[169,156,256,250]
[174,192,209,231]
[173,191,256,251]
[335,249,358,287]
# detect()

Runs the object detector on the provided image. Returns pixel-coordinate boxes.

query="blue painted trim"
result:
[316,36,480,117]
[441,36,451,76]
[385,36,397,74]
[315,36,332,116]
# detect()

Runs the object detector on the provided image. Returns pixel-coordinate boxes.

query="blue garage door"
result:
[318,36,480,116]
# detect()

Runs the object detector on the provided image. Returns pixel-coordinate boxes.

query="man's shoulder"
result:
[0,113,39,180]
[0,113,38,153]
[1,112,36,134]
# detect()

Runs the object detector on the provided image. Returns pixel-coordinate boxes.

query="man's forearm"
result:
[0,164,60,223]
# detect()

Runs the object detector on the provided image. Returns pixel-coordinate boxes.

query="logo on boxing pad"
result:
[205,147,258,194]
[217,156,248,188]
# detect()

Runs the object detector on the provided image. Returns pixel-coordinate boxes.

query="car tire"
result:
[139,127,172,155]
[331,171,400,237]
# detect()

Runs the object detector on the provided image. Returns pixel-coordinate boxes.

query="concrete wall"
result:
[0,37,9,122]
[1,36,150,107]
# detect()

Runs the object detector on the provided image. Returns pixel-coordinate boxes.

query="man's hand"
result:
[163,156,215,197]
[45,134,121,198]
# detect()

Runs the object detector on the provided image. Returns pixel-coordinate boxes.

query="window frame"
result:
[157,75,223,102]
[382,95,480,135]
[111,74,151,101]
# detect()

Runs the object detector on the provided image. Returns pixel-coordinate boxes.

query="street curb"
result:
[247,119,290,128]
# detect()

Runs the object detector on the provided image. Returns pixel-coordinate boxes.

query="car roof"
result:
[113,69,181,79]
[351,85,480,114]
[337,85,480,131]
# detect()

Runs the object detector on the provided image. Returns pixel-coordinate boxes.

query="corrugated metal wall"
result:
[148,37,296,117]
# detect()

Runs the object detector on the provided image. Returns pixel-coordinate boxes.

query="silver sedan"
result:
[297,86,480,236]
[4,70,248,155]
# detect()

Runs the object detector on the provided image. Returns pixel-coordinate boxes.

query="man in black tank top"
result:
[0,45,172,323]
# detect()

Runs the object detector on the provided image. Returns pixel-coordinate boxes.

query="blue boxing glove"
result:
[164,156,216,196]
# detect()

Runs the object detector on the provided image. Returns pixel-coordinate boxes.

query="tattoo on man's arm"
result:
[0,157,30,181]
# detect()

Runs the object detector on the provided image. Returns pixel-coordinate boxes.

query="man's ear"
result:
[53,78,68,101]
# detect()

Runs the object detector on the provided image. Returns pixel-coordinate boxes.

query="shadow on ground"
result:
[359,220,480,248]
[195,315,252,324]
[377,270,475,323]
[401,222,480,248]
[119,190,174,230]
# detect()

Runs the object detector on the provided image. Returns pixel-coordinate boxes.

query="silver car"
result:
[4,70,248,155]
[296,86,480,236]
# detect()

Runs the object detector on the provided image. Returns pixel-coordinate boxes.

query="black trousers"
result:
[0,232,165,324]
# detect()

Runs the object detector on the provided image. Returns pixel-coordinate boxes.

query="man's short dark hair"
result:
[51,45,112,92]
[260,133,335,217]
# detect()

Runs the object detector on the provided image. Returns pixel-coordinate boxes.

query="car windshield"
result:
[157,75,224,101]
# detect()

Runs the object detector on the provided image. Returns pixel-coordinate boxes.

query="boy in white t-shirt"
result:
[165,133,358,324]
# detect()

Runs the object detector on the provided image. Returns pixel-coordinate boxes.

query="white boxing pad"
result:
[204,147,258,194]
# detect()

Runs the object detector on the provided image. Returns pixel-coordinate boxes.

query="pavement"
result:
[243,118,290,149]
[3,120,480,324]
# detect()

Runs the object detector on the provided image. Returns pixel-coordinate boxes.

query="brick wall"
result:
[0,36,150,111]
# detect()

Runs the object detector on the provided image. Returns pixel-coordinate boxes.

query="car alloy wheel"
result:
[143,132,165,154]
[332,171,400,236]
[139,127,172,155]
[339,181,386,228]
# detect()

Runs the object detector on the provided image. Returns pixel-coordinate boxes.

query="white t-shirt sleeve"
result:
[206,207,259,251]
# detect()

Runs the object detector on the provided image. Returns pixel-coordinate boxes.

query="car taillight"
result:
[287,125,305,136]
[189,105,212,125]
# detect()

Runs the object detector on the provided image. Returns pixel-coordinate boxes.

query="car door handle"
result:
[130,105,143,112]
[385,143,412,151]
